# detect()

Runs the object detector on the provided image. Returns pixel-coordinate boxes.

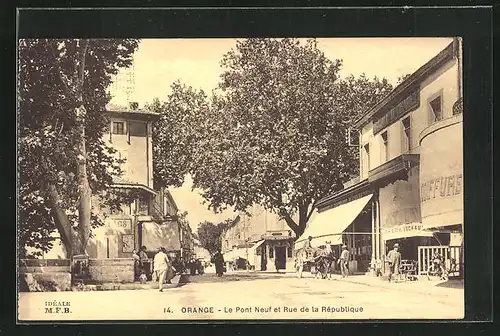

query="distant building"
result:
[221,204,296,272]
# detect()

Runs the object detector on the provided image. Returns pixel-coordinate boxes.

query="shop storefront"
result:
[418,111,463,275]
[309,39,463,278]
[255,231,295,272]
[296,188,374,274]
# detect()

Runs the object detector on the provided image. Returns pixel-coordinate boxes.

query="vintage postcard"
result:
[17,36,465,321]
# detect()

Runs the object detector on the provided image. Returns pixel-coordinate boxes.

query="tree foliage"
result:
[197,218,238,255]
[185,38,393,237]
[18,38,140,257]
[149,82,209,189]
[397,73,412,85]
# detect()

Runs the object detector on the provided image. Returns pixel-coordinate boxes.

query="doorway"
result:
[275,246,286,270]
[261,244,267,271]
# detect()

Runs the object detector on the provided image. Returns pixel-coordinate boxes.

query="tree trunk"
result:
[73,39,91,255]
[46,183,73,258]
[75,104,92,255]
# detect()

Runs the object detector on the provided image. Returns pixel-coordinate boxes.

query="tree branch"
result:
[279,208,299,233]
[306,200,317,222]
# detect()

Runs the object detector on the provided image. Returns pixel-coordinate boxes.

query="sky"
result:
[108,37,453,231]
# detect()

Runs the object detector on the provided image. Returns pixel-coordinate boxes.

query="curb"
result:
[332,277,463,297]
[71,275,183,291]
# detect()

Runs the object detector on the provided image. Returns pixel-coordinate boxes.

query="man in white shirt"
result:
[340,245,350,278]
[153,247,170,292]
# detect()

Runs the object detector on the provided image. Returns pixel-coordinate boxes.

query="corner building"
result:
[296,39,463,276]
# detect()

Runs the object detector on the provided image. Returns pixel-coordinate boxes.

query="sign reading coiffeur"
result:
[420,174,463,202]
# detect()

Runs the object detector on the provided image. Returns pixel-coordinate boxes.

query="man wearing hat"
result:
[303,236,314,260]
[339,245,350,278]
[153,247,171,292]
[386,243,401,283]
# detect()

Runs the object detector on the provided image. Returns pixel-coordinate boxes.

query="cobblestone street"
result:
[18,271,464,321]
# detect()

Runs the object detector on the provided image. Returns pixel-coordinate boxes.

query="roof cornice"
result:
[354,40,458,129]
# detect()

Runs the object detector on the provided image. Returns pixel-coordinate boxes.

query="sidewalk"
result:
[71,275,182,291]
[276,271,464,297]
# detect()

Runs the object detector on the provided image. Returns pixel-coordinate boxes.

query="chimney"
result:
[129,102,139,110]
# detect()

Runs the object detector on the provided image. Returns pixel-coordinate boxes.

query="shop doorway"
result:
[261,244,267,271]
[275,246,286,270]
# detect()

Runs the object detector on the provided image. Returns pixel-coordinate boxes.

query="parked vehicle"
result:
[188,258,205,275]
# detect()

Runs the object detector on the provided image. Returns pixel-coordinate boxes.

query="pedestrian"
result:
[386,243,401,283]
[212,251,225,277]
[153,247,171,292]
[132,249,141,281]
[296,249,306,279]
[138,245,150,280]
[303,236,313,260]
[274,257,280,273]
[339,245,350,278]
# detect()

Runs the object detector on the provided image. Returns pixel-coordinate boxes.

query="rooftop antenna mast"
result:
[123,60,136,106]
[110,57,136,108]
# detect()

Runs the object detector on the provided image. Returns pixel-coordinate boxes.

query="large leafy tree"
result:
[150,81,209,189]
[18,38,140,258]
[188,38,393,237]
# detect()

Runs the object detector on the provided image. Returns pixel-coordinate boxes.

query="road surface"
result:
[18,272,464,321]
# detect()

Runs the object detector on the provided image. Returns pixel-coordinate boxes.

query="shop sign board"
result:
[373,88,420,134]
[105,219,132,231]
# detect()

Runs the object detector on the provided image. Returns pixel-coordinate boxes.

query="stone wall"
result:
[19,259,71,292]
[88,258,134,283]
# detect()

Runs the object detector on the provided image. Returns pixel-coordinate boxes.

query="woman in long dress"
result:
[212,251,225,277]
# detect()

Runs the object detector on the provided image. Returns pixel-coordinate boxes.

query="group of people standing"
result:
[133,246,177,291]
[296,236,404,283]
[296,236,350,279]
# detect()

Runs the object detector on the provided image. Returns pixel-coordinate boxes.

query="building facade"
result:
[88,107,187,260]
[221,204,296,272]
[296,39,463,275]
[39,105,184,262]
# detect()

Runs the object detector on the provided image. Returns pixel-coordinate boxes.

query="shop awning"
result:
[224,248,250,261]
[295,194,373,249]
[251,240,265,250]
[382,223,435,241]
[142,221,181,252]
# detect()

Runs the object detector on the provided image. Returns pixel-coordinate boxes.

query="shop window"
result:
[402,117,411,153]
[112,121,125,135]
[381,131,388,162]
[269,247,274,259]
[129,121,147,137]
[429,95,443,123]
[137,195,149,215]
[287,246,293,258]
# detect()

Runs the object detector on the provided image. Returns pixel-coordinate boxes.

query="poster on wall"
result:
[121,234,135,253]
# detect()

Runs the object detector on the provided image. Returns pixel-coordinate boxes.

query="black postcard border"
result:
[4,4,494,334]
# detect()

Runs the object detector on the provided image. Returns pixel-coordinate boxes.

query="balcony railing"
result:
[452,97,463,115]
